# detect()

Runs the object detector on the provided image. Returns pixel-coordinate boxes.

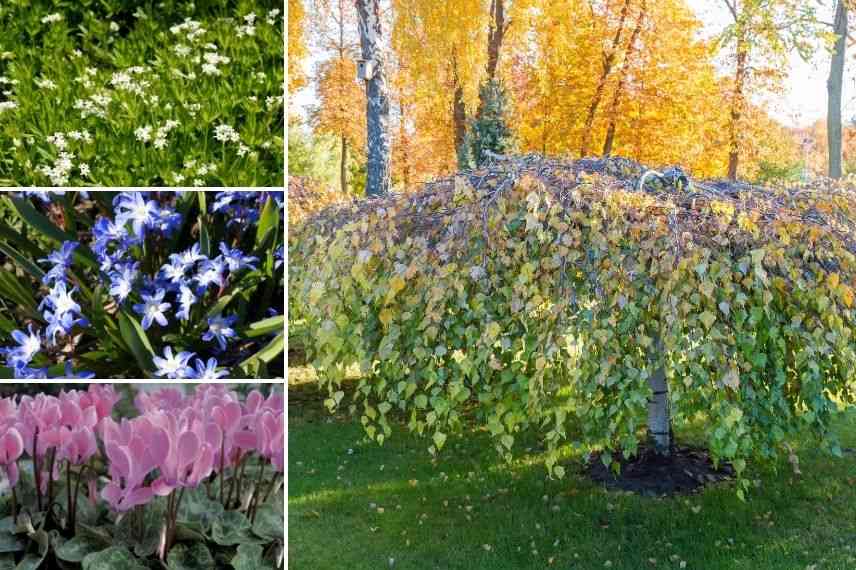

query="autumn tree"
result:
[393,0,488,172]
[288,0,308,94]
[718,0,824,180]
[827,0,854,179]
[466,0,514,166]
[308,0,365,195]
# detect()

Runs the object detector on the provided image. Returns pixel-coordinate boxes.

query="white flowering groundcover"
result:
[0,191,284,379]
[0,1,283,186]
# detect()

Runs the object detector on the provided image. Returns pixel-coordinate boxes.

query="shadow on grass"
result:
[288,373,856,570]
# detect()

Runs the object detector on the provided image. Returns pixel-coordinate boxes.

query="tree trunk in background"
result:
[485,0,506,82]
[340,136,348,194]
[580,0,631,157]
[828,0,847,179]
[453,59,468,168]
[727,38,747,181]
[602,0,646,156]
[356,0,390,196]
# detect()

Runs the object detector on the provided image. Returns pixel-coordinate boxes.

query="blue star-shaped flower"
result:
[133,289,171,330]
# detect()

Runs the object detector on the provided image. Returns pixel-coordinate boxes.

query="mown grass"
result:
[288,367,856,570]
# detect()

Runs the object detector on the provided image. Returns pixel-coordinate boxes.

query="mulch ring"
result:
[586,445,734,497]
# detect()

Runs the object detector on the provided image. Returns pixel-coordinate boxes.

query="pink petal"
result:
[177,431,199,473]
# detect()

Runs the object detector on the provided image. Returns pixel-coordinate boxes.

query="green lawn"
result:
[288,368,856,570]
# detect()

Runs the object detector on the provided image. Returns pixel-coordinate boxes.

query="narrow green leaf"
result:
[241,315,284,338]
[0,226,46,259]
[118,311,156,375]
[255,196,280,249]
[198,192,212,257]
[0,269,35,311]
[0,241,45,281]
[237,332,285,378]
[8,196,74,243]
[6,197,98,270]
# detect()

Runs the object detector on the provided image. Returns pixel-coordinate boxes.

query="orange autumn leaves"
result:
[291,0,807,189]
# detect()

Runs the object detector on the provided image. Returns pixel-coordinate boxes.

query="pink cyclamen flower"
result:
[134,387,187,414]
[0,427,24,486]
[15,394,63,457]
[101,416,168,512]
[58,426,97,465]
[147,410,221,497]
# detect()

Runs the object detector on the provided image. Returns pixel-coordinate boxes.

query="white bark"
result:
[647,364,671,455]
[356,0,390,196]
[828,0,847,179]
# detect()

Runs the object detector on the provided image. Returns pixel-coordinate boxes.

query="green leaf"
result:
[231,544,275,570]
[251,503,284,542]
[237,332,284,378]
[114,499,163,557]
[0,533,23,554]
[81,546,147,570]
[55,536,108,563]
[176,487,224,533]
[166,542,214,570]
[118,311,156,375]
[14,554,44,570]
[7,197,98,269]
[242,315,284,338]
[211,512,266,546]
[0,269,36,313]
[198,192,212,257]
[0,241,45,282]
[256,196,280,250]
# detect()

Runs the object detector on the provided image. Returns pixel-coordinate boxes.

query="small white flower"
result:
[213,123,239,143]
[173,173,185,183]
[134,125,152,143]
[201,63,220,76]
[35,77,57,90]
[46,132,68,150]
[0,101,17,113]
[173,44,191,57]
[41,13,63,24]
[237,143,249,157]
[79,163,90,177]
[153,136,167,149]
[192,178,204,187]
[266,9,280,25]
[109,22,120,32]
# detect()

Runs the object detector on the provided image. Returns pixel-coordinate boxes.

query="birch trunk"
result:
[647,365,671,455]
[356,0,390,196]
[828,0,847,179]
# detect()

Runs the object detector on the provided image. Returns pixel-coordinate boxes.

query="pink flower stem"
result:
[226,450,245,508]
[249,457,267,524]
[218,438,225,505]
[46,448,57,514]
[261,472,281,505]
[66,462,72,531]
[32,429,42,512]
[10,477,17,525]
